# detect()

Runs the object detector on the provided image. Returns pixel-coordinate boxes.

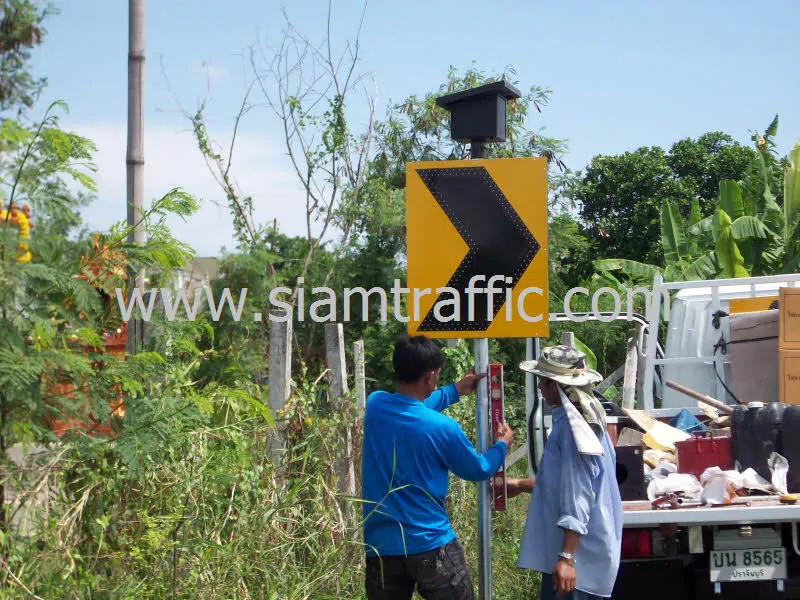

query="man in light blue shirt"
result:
[506,343,623,599]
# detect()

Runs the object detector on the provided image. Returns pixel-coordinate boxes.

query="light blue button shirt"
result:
[517,405,623,598]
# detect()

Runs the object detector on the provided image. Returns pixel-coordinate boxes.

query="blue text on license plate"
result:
[710,548,787,582]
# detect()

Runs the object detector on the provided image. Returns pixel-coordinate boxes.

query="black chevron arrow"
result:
[416,166,540,332]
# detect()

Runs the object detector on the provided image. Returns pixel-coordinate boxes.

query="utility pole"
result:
[126,0,145,353]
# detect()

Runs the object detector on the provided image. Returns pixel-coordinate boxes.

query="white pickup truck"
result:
[525,273,800,600]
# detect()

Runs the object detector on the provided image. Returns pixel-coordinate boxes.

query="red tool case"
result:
[675,433,733,479]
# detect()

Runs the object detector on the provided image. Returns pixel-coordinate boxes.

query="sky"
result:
[28,0,800,257]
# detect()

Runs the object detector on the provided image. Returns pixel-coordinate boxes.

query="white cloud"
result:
[68,121,312,257]
[188,61,229,84]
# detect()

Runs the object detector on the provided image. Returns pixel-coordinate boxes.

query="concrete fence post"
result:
[354,340,366,413]
[325,323,356,498]
[268,308,292,467]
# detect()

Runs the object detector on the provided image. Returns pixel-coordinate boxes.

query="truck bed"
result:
[623,496,800,526]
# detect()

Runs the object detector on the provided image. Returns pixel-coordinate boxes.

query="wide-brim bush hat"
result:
[519,344,603,387]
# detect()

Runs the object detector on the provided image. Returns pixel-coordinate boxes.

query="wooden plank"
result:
[507,444,528,468]
[624,408,690,451]
[596,364,625,393]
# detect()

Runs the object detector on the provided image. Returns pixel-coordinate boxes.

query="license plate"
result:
[710,548,787,582]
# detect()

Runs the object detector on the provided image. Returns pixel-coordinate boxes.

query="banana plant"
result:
[783,140,800,272]
[687,179,779,276]
[595,200,717,284]
[593,118,799,285]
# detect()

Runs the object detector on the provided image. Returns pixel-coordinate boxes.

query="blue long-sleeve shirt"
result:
[517,405,623,598]
[361,383,507,557]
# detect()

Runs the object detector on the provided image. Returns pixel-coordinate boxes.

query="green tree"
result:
[0,100,198,525]
[573,133,756,265]
[0,1,54,115]
[594,117,800,285]
[668,132,758,207]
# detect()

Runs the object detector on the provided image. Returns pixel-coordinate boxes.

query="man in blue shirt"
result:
[505,342,623,600]
[362,335,514,600]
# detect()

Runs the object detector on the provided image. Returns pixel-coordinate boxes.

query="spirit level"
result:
[489,363,506,511]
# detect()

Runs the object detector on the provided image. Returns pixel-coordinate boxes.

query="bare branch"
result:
[159,54,260,246]
[171,0,379,316]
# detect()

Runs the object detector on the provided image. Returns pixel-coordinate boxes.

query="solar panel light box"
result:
[435,81,521,143]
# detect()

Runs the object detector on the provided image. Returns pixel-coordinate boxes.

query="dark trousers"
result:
[365,539,475,600]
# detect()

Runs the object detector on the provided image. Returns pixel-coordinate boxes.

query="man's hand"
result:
[495,421,514,448]
[505,477,535,498]
[552,557,576,595]
[455,369,487,396]
[553,529,580,595]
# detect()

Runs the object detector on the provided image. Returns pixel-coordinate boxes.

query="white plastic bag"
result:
[740,468,775,493]
[700,468,743,504]
[768,452,789,495]
[649,461,677,480]
[647,472,702,501]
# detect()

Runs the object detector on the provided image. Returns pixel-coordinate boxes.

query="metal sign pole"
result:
[526,337,544,478]
[469,138,492,600]
[475,337,491,599]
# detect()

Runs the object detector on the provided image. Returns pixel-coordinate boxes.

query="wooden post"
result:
[325,323,349,399]
[622,334,638,410]
[354,340,366,412]
[268,309,292,466]
[562,332,575,348]
[325,323,355,498]
[126,0,146,354]
[635,323,647,405]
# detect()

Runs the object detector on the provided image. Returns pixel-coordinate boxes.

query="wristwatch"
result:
[557,552,575,564]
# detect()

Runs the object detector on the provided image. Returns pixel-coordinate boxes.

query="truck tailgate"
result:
[623,497,800,526]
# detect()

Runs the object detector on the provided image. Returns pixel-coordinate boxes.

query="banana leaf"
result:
[713,210,749,278]
[781,213,800,274]
[661,201,687,267]
[730,215,772,240]
[687,199,702,253]
[761,188,784,232]
[594,259,663,282]
[784,140,800,245]
[766,114,779,138]
[681,252,719,281]
[687,215,713,237]
[719,180,744,222]
[573,337,598,372]
[589,270,626,292]
[689,198,702,227]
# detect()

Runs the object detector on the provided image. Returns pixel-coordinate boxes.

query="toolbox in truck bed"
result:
[676,434,733,479]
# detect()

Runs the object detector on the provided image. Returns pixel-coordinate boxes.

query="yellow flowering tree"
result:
[0,201,33,263]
